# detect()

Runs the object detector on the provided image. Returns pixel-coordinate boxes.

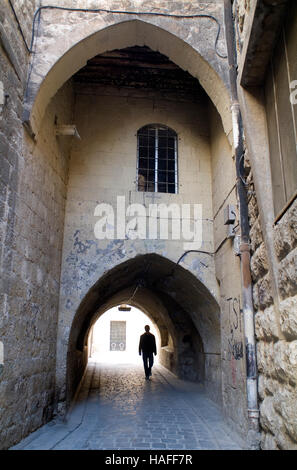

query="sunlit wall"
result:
[90,306,160,364]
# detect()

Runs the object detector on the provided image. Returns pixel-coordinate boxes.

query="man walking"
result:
[139,325,157,380]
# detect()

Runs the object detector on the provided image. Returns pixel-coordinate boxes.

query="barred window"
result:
[137,124,178,193]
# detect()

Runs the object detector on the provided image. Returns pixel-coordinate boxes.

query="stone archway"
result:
[0,3,255,451]
[24,17,232,141]
[23,14,235,416]
[63,254,221,412]
[29,10,244,434]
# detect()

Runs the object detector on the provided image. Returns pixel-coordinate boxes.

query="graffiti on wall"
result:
[226,296,243,361]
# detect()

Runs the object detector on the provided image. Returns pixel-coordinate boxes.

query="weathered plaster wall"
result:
[56,83,221,407]
[209,102,248,439]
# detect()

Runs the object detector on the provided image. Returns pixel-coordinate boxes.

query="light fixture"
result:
[55,124,81,139]
[118,304,131,312]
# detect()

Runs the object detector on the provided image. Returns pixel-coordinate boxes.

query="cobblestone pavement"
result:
[12,360,244,450]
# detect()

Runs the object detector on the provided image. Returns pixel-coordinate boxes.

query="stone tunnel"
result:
[66,254,222,409]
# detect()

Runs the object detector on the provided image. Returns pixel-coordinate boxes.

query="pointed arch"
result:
[24,19,232,141]
[65,254,221,407]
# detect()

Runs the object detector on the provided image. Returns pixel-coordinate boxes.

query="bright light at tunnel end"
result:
[90,306,160,365]
[94,196,203,250]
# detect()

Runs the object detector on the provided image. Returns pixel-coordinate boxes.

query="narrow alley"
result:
[1,0,296,451]
[12,360,244,451]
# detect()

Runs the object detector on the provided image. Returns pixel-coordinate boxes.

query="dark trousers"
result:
[142,352,154,377]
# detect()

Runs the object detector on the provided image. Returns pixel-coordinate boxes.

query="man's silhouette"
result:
[139,325,157,380]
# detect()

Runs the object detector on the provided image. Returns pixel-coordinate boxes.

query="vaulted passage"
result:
[67,254,222,408]
[47,34,245,443]
[2,0,297,452]
[49,39,232,420]
[1,9,253,450]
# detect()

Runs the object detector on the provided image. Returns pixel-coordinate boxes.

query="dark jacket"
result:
[139,332,157,355]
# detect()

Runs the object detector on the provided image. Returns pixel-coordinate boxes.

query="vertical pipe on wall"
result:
[224,0,260,449]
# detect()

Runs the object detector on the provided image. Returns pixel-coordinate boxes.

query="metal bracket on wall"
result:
[55,124,81,139]
[224,203,236,239]
[233,235,241,256]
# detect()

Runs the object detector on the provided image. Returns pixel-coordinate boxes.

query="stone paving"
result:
[12,359,245,450]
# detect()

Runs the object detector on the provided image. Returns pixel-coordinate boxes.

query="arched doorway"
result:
[65,254,220,411]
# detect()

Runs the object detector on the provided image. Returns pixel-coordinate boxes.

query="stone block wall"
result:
[247,165,297,449]
[234,0,297,450]
[0,0,38,449]
[0,77,75,449]
[0,1,76,449]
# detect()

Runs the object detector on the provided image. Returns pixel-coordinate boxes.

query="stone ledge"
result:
[236,0,289,87]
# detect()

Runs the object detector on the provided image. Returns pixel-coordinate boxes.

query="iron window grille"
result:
[137,124,178,193]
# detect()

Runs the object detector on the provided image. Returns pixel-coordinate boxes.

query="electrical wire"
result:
[8,0,31,52]
[28,5,227,59]
[23,5,227,129]
[125,262,151,305]
[175,236,229,266]
[151,237,230,289]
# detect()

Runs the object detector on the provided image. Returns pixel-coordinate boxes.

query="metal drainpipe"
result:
[224,0,260,449]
